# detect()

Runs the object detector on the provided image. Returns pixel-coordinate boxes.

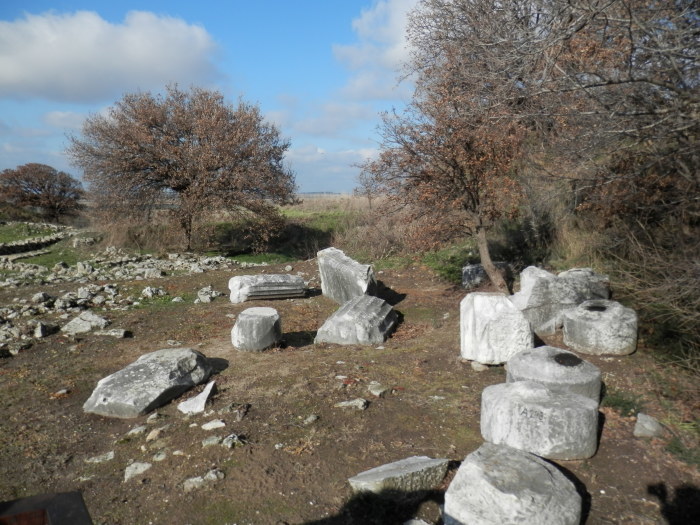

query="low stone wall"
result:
[0,222,72,256]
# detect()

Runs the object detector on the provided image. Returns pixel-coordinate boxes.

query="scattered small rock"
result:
[334,398,369,410]
[85,451,115,464]
[201,419,226,431]
[124,462,152,482]
[634,413,665,438]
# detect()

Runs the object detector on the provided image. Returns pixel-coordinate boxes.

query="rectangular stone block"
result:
[317,247,376,304]
[348,456,449,494]
[315,295,396,345]
[228,274,306,303]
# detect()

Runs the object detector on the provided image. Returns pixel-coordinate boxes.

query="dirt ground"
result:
[0,259,698,524]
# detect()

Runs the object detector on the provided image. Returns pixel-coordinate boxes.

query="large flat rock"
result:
[317,247,376,304]
[315,295,397,345]
[348,456,449,494]
[83,348,213,418]
[444,443,582,525]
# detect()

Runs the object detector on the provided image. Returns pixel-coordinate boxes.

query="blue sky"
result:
[0,0,419,193]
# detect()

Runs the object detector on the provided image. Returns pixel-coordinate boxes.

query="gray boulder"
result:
[315,295,397,345]
[228,274,306,303]
[348,456,449,494]
[231,307,282,351]
[562,299,638,355]
[460,293,533,364]
[506,346,601,402]
[444,443,581,525]
[61,311,110,335]
[317,247,376,304]
[481,381,599,460]
[509,266,610,336]
[634,413,665,438]
[83,348,213,418]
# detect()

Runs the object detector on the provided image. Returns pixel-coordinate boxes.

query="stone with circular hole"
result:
[444,442,582,525]
[481,381,599,460]
[562,299,638,355]
[506,346,601,402]
[231,307,281,352]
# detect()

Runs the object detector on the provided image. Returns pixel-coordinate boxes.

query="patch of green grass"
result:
[0,223,55,243]
[22,246,82,268]
[422,241,478,284]
[281,208,356,233]
[230,252,296,264]
[373,255,415,271]
[601,389,645,417]
[666,435,700,466]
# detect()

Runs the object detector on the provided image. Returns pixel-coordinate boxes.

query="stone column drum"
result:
[231,307,282,352]
[562,299,638,355]
[506,346,602,402]
[481,381,599,460]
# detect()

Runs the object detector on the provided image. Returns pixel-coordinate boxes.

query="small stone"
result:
[634,413,665,438]
[172,297,184,303]
[202,435,223,447]
[203,468,225,481]
[126,425,147,436]
[471,361,489,372]
[201,419,226,431]
[348,456,449,493]
[178,381,216,415]
[284,265,293,272]
[147,412,164,424]
[334,398,369,410]
[367,381,389,398]
[146,426,168,442]
[222,434,246,449]
[152,451,167,462]
[183,476,205,492]
[85,451,115,464]
[303,415,319,425]
[124,462,152,482]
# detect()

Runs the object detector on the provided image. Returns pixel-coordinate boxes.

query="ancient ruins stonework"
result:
[315,295,397,345]
[228,274,306,303]
[509,266,610,336]
[83,348,212,418]
[460,292,533,364]
[444,443,582,525]
[317,247,377,304]
[506,346,602,402]
[562,299,638,355]
[481,381,599,460]
[348,456,449,494]
[231,307,282,352]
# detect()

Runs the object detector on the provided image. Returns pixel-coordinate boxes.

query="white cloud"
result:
[293,102,377,136]
[333,0,418,100]
[42,110,85,130]
[0,10,222,103]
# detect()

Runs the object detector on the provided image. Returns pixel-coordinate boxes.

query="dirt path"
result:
[0,260,697,524]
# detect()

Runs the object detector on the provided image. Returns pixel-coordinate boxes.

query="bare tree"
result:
[0,163,84,222]
[68,85,296,250]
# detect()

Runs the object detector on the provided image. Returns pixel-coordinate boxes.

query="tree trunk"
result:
[475,226,509,293]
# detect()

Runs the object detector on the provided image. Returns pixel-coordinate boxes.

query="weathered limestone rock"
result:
[61,311,110,336]
[460,293,533,364]
[481,381,599,460]
[506,346,602,402]
[444,443,582,525]
[317,247,377,304]
[509,266,610,336]
[231,307,282,351]
[177,380,216,415]
[462,262,510,290]
[83,348,212,418]
[634,413,665,438]
[228,274,306,303]
[315,295,397,345]
[124,462,152,482]
[562,299,638,355]
[348,456,449,494]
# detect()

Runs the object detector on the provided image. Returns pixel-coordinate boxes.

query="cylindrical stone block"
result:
[444,443,582,525]
[481,381,599,460]
[506,346,601,402]
[562,299,638,355]
[231,307,281,352]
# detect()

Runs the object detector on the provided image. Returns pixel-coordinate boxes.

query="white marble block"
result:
[348,456,449,494]
[444,443,582,525]
[460,292,533,364]
[506,346,602,402]
[562,299,638,355]
[481,381,599,460]
[231,307,281,351]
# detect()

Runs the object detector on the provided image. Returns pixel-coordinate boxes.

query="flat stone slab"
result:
[506,346,601,402]
[481,381,599,460]
[83,348,212,418]
[228,274,305,303]
[61,311,110,335]
[348,456,449,494]
[177,380,216,415]
[562,299,638,355]
[315,295,397,345]
[231,307,282,351]
[460,293,533,364]
[317,247,377,304]
[444,443,582,525]
[509,266,610,336]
